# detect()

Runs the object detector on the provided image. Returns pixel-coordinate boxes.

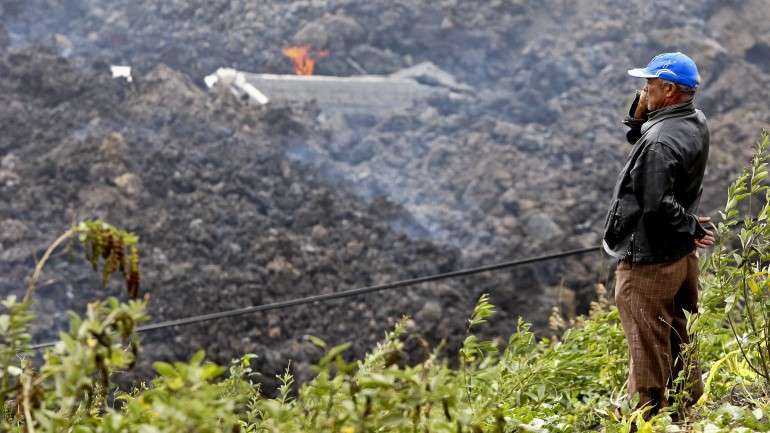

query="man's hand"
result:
[634,88,649,120]
[695,216,716,249]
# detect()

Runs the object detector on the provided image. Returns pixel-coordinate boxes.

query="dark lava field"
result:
[1,0,769,388]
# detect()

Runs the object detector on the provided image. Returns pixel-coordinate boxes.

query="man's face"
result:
[643,78,674,112]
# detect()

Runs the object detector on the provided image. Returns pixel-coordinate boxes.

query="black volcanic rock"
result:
[0,49,476,392]
[0,24,8,51]
[1,0,770,391]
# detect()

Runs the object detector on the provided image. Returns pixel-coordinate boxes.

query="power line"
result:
[25,210,730,351]
[28,245,601,351]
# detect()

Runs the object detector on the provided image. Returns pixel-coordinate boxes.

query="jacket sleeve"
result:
[622,92,646,144]
[630,142,707,239]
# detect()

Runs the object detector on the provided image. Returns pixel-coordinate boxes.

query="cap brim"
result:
[627,68,658,78]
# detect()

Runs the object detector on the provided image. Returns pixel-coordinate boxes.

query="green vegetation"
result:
[1,132,769,432]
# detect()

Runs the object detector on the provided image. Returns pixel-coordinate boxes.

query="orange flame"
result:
[282,46,328,75]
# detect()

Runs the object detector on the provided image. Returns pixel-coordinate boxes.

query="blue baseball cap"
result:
[628,52,700,89]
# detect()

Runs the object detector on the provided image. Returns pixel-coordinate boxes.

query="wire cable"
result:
[27,245,601,350]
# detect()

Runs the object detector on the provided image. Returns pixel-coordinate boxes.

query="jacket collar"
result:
[648,100,695,119]
[642,100,695,134]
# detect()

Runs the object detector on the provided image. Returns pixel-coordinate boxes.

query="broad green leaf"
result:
[153,361,178,378]
[318,342,351,368]
[724,294,736,314]
[305,335,327,349]
[201,363,226,381]
[190,350,205,365]
[358,373,394,388]
[167,376,184,391]
[0,314,9,333]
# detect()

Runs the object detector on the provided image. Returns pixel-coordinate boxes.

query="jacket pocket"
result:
[615,196,641,236]
[603,199,621,245]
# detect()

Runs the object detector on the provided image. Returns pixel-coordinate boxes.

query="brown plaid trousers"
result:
[614,251,704,411]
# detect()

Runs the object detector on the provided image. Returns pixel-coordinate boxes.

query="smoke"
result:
[283,126,439,242]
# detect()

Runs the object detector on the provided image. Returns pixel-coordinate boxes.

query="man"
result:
[603,52,716,415]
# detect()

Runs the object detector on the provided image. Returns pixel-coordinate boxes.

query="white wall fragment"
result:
[110,65,132,82]
[234,73,270,105]
[204,68,269,105]
[203,74,219,88]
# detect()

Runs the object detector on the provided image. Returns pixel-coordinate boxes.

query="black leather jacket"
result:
[603,93,709,263]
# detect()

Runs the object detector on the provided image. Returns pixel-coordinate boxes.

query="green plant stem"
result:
[761,281,770,389]
[24,227,78,303]
[726,313,766,379]
[741,264,770,380]
[21,363,36,433]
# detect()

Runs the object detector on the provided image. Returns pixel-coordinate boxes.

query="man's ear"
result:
[665,82,678,99]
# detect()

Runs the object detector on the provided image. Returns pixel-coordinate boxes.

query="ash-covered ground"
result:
[1,0,769,389]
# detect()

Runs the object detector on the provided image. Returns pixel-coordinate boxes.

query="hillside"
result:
[1,0,769,387]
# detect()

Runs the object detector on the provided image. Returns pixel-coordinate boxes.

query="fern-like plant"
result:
[706,129,770,394]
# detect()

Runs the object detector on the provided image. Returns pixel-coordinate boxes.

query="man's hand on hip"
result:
[694,216,716,248]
